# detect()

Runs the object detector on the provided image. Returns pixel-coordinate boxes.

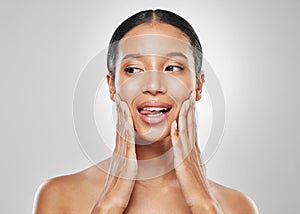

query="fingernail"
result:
[173,120,177,130]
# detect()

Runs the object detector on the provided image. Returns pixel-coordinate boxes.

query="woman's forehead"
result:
[122,22,190,42]
[116,35,194,64]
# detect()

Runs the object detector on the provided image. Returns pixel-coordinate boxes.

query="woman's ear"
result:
[106,73,115,101]
[195,71,205,101]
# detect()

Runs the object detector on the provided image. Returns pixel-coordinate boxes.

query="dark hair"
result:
[107,9,203,81]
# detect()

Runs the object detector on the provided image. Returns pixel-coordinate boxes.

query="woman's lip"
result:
[139,110,170,124]
[136,100,173,124]
[137,101,172,109]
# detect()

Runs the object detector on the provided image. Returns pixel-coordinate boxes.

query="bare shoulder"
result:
[208,179,259,214]
[33,158,111,213]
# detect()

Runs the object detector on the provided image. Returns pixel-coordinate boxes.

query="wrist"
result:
[191,205,217,214]
[92,203,124,214]
[92,197,126,214]
[190,200,222,214]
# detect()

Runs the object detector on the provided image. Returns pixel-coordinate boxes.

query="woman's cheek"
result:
[115,75,144,105]
[165,75,192,108]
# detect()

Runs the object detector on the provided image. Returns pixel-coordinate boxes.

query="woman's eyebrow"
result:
[121,52,188,61]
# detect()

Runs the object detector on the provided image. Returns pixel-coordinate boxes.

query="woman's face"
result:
[108,22,203,143]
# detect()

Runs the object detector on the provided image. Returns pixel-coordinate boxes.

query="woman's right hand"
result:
[91,94,137,213]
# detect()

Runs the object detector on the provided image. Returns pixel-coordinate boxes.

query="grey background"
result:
[1,0,299,213]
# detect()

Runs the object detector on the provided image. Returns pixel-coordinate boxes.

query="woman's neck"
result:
[135,135,173,160]
[134,135,177,181]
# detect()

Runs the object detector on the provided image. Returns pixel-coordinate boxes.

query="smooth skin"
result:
[34,22,258,214]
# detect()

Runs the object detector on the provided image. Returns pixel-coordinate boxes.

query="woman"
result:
[34,9,258,213]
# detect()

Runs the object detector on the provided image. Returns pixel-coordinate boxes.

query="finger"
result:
[118,100,128,173]
[117,99,137,179]
[120,100,135,145]
[111,95,127,176]
[187,91,196,152]
[125,126,136,160]
[116,96,129,159]
[178,99,190,157]
[171,120,181,167]
[110,106,124,162]
[114,109,137,195]
[120,99,134,129]
[178,99,189,135]
[114,94,123,154]
[118,100,136,162]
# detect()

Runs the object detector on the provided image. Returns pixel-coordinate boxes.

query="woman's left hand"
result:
[171,91,223,214]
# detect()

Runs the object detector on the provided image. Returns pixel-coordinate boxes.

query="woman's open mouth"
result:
[137,101,172,124]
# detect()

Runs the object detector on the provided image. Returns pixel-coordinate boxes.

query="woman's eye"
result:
[124,67,144,74]
[165,65,184,72]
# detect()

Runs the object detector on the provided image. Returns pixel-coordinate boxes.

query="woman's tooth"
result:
[143,107,167,111]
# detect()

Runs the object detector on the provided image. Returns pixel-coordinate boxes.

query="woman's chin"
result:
[134,127,170,145]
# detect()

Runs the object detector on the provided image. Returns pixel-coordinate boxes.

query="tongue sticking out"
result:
[138,107,172,124]
[140,110,160,115]
[139,107,171,115]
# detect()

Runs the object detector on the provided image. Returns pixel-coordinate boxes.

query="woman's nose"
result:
[141,71,167,95]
